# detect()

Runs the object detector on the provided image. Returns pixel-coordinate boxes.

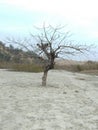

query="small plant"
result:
[76,65,82,72]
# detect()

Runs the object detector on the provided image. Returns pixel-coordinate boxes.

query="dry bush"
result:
[79,61,98,71]
[10,63,43,72]
[55,61,98,72]
[0,62,43,72]
[0,62,11,69]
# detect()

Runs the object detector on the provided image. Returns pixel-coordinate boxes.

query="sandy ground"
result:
[0,69,98,130]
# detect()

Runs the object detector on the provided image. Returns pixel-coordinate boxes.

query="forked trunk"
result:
[42,70,48,86]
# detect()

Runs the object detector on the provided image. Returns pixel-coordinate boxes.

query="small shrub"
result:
[76,65,82,72]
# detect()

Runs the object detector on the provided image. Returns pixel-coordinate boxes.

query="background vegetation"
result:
[0,41,98,75]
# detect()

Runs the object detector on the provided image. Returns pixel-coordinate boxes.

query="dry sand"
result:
[0,69,98,130]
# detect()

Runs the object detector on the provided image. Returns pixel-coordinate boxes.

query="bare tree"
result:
[7,24,90,86]
[29,24,89,86]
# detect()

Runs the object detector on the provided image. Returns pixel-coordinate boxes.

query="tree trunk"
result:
[42,61,54,86]
[42,70,48,86]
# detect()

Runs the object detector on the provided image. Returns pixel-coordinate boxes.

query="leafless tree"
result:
[29,24,90,86]
[7,24,90,86]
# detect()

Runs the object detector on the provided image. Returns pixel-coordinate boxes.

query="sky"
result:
[0,0,98,60]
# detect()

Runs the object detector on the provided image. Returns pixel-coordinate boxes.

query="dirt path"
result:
[0,69,98,130]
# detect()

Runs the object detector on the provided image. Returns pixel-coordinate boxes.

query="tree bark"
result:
[42,61,54,86]
[42,70,48,86]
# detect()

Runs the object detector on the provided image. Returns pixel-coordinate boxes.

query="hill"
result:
[0,41,35,63]
[0,41,44,72]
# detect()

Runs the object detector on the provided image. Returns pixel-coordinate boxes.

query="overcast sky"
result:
[0,0,98,60]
